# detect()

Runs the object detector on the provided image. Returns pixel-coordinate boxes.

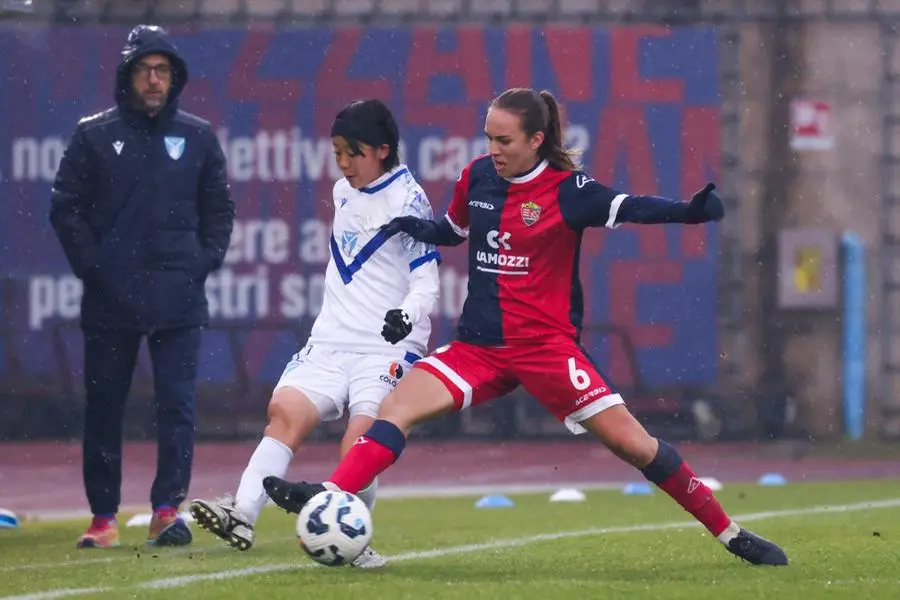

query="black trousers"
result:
[82,326,202,516]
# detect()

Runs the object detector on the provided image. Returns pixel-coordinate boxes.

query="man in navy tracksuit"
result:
[49,25,234,548]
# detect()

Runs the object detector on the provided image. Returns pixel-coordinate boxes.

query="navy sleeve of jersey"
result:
[558,172,629,231]
[559,172,694,231]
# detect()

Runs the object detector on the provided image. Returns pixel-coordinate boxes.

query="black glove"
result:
[382,308,412,344]
[684,183,725,224]
[380,216,428,238]
[380,216,466,246]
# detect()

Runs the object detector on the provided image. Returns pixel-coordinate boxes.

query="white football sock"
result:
[716,521,741,545]
[234,436,293,525]
[356,477,378,513]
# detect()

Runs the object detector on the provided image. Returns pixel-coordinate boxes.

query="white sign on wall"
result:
[790,99,834,151]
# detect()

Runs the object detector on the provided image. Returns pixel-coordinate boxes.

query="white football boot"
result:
[189,494,255,551]
[351,545,388,568]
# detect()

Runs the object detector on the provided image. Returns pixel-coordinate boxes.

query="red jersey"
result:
[445,155,627,346]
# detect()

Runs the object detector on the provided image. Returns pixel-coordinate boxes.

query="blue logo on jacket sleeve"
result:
[164,136,185,160]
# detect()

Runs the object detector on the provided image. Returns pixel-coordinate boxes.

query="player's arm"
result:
[196,131,235,274]
[48,123,102,282]
[382,189,443,345]
[380,162,473,247]
[559,173,725,230]
[382,258,441,344]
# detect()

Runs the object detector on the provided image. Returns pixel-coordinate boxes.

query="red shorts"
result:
[414,340,624,434]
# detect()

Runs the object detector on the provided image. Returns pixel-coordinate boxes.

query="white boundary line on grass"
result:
[0,483,625,574]
[4,496,900,600]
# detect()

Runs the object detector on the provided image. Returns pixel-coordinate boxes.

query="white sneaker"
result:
[351,546,388,568]
[189,494,255,551]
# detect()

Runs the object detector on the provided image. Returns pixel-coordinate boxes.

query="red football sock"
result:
[329,437,397,494]
[656,461,732,536]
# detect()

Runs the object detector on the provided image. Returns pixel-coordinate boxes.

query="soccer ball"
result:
[295,490,373,566]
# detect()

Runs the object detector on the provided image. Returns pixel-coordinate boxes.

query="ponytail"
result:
[537,90,578,171]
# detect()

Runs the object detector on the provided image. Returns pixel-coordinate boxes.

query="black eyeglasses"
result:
[134,63,172,78]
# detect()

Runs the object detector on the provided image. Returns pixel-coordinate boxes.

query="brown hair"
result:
[490,87,578,172]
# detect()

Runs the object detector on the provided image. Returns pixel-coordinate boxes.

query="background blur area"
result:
[1,0,899,449]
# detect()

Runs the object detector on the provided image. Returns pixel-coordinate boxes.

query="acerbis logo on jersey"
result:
[468,200,495,210]
[477,230,530,275]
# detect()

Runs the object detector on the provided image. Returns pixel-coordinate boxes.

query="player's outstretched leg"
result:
[581,405,788,566]
[192,387,320,550]
[264,368,455,514]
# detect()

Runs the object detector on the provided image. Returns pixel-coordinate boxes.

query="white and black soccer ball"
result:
[295,490,373,566]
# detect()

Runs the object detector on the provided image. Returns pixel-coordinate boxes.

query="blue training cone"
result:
[475,494,515,508]
[757,473,787,486]
[622,482,654,496]
[0,509,19,529]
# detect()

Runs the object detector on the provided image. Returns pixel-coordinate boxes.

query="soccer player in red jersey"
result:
[264,88,788,566]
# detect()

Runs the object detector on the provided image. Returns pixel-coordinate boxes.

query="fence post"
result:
[841,232,866,440]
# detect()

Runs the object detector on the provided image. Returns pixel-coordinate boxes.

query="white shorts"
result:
[273,345,421,422]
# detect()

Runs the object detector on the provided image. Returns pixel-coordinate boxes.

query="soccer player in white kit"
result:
[189,100,440,568]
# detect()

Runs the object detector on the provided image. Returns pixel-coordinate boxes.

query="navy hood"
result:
[116,24,188,110]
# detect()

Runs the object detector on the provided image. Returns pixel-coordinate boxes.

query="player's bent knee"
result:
[265,387,321,449]
[378,367,455,432]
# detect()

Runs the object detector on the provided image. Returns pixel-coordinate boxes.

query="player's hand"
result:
[685,182,725,223]
[382,309,412,344]
[380,216,425,238]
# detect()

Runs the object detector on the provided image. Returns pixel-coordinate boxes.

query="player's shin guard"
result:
[329,420,405,494]
[641,439,737,543]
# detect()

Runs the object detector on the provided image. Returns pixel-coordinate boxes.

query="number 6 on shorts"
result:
[567,356,591,391]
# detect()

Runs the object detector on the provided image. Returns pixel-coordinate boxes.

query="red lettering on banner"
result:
[405,27,491,129]
[506,25,532,88]
[608,260,679,378]
[316,28,392,101]
[544,28,592,102]
[592,106,666,257]
[611,27,683,103]
[226,29,302,103]
[681,107,721,258]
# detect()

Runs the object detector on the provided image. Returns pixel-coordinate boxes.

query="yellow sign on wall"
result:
[778,228,838,309]
[793,246,823,293]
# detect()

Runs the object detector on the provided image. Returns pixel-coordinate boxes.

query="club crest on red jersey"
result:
[521,201,541,226]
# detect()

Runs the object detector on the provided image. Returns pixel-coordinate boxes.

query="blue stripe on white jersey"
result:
[410,250,441,271]
[330,229,397,284]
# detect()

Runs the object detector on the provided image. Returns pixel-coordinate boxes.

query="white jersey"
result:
[307,164,440,358]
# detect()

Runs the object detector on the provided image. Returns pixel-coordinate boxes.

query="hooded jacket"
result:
[49,25,234,331]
